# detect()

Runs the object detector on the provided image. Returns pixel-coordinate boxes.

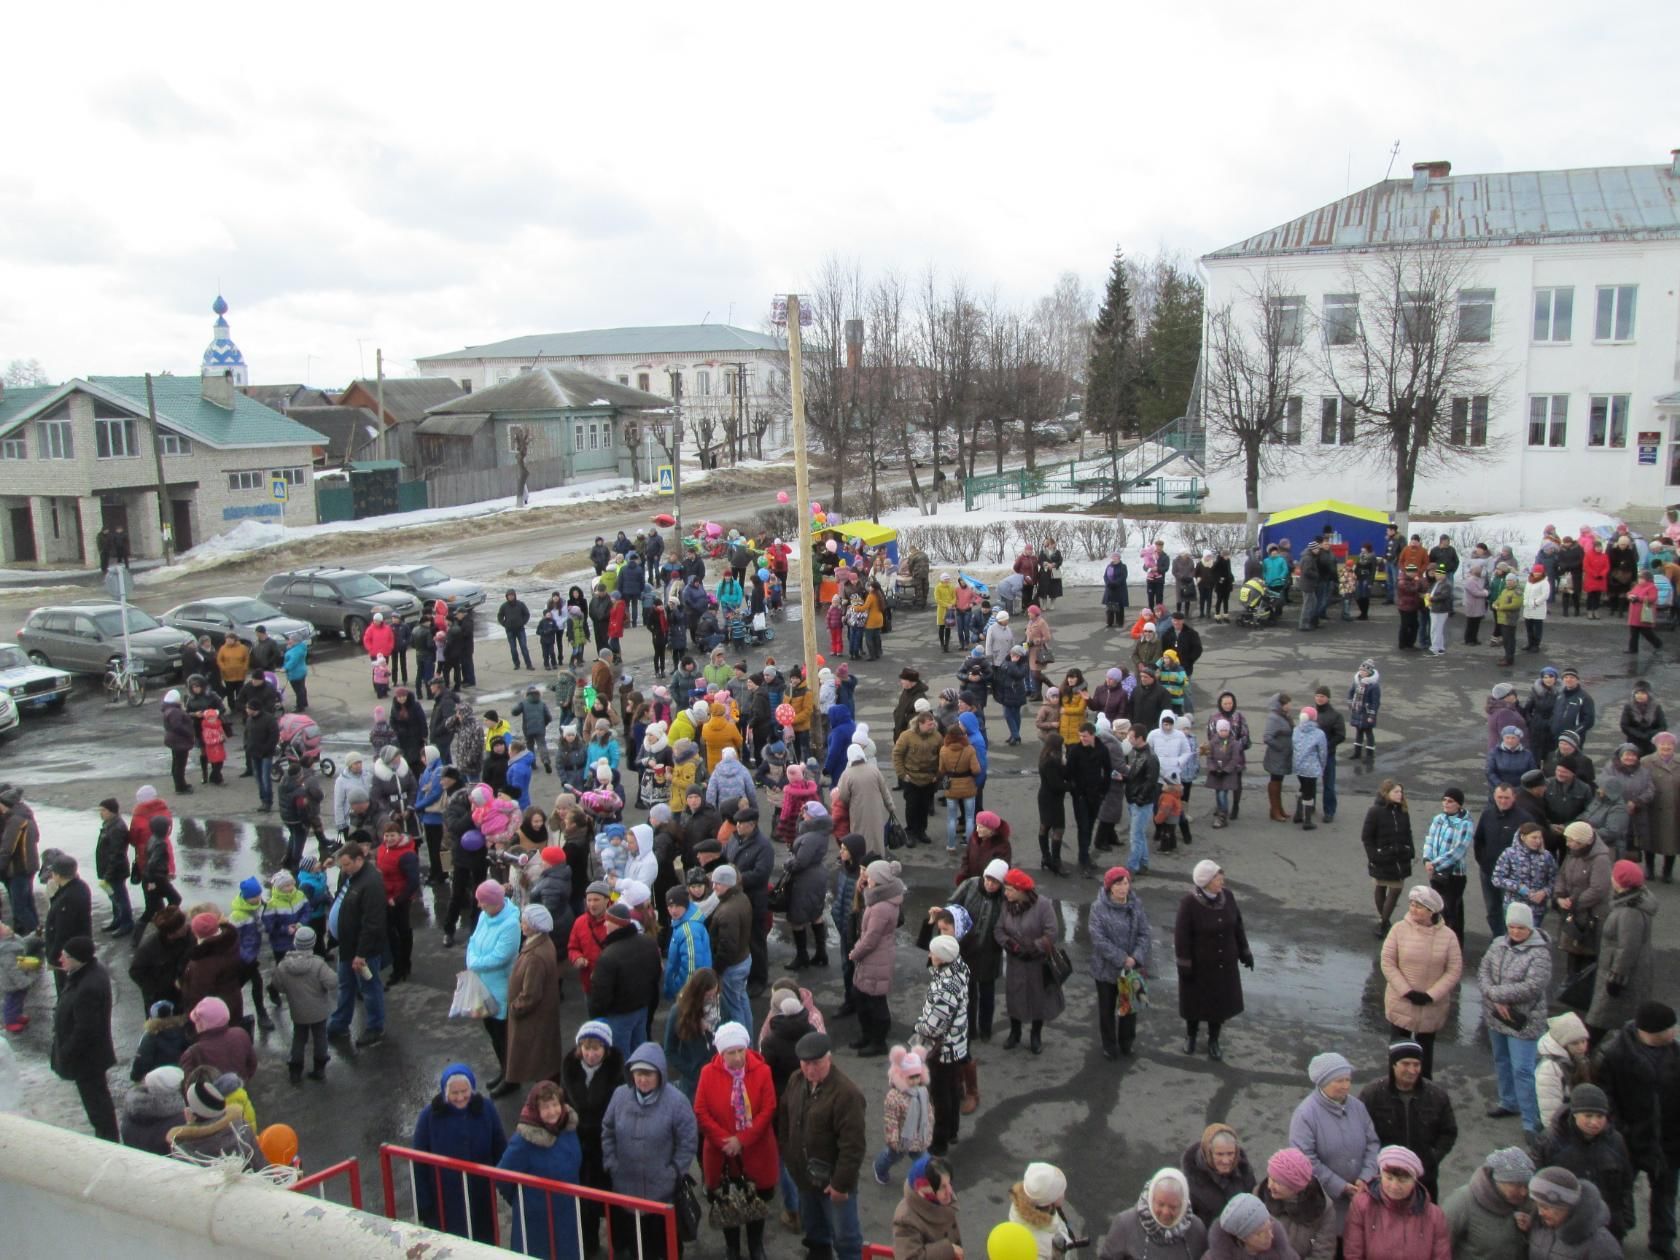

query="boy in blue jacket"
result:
[662,887,712,1000]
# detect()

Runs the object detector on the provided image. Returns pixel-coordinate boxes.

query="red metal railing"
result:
[290,1157,364,1209]
[380,1143,680,1259]
[863,1246,894,1259]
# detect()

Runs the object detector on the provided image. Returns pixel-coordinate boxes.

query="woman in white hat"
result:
[1009,1161,1077,1259]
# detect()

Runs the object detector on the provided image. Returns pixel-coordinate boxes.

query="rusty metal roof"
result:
[1207,163,1680,259]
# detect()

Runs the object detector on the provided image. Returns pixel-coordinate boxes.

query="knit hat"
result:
[191,996,230,1031]
[846,744,865,765]
[148,999,175,1019]
[1022,1162,1067,1205]
[135,785,158,803]
[292,926,317,950]
[1500,725,1522,740]
[62,936,95,964]
[1490,682,1515,699]
[1637,1001,1677,1033]
[476,880,506,908]
[606,903,636,925]
[1192,860,1221,889]
[1562,820,1596,845]
[1613,859,1647,888]
[522,904,554,933]
[983,858,1009,883]
[98,796,120,814]
[976,810,1002,830]
[1103,866,1131,891]
[1569,1083,1609,1115]
[1307,1052,1353,1088]
[540,845,567,867]
[1407,886,1444,914]
[1505,902,1534,929]
[618,880,651,908]
[711,865,739,887]
[585,880,612,898]
[1528,1167,1582,1207]
[186,1077,227,1120]
[866,859,902,884]
[49,853,77,879]
[144,1065,185,1096]
[1218,1193,1269,1239]
[270,870,296,892]
[1442,785,1466,807]
[190,912,221,940]
[778,994,805,1016]
[1378,1145,1424,1179]
[1299,705,1317,722]
[238,876,263,901]
[576,1020,612,1047]
[713,1022,751,1052]
[1003,869,1034,892]
[1106,668,1123,684]
[1388,1040,1424,1066]
[929,935,961,964]
[1485,1146,1536,1184]
[1266,1147,1314,1193]
[1547,1011,1588,1047]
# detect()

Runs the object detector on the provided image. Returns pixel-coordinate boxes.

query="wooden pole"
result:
[375,348,385,464]
[144,372,173,565]
[785,296,820,688]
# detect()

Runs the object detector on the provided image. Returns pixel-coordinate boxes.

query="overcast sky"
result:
[4,2,1674,389]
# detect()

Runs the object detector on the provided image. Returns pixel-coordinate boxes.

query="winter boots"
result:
[960,1059,979,1114]
[1039,828,1066,875]
[1301,805,1316,831]
[811,923,830,967]
[1291,797,1304,825]
[1267,781,1288,822]
[788,929,811,970]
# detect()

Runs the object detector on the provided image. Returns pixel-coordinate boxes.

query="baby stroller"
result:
[1235,577,1284,628]
[747,611,775,647]
[271,711,337,781]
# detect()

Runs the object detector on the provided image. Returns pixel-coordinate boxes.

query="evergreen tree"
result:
[1138,266,1203,431]
[1085,249,1142,489]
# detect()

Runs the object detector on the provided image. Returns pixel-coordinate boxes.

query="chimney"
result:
[1411,160,1451,191]
[202,368,235,409]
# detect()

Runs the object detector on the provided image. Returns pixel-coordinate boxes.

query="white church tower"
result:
[200,294,249,387]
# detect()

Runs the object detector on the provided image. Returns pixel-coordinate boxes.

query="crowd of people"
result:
[3,508,1680,1260]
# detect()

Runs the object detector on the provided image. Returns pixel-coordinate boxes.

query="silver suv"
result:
[259,566,423,646]
[16,602,194,678]
[366,564,486,612]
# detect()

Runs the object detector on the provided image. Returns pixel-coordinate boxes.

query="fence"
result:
[290,1157,364,1210]
[963,420,1206,513]
[425,456,572,510]
[379,1144,679,1260]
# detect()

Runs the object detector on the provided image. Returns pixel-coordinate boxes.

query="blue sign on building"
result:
[223,503,283,521]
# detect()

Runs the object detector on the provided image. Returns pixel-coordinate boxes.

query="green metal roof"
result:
[417,323,786,362]
[0,375,325,450]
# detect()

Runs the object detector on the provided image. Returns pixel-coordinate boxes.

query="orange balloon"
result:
[258,1123,299,1168]
[815,654,826,666]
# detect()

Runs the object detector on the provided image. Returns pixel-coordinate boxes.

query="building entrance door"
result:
[8,506,36,562]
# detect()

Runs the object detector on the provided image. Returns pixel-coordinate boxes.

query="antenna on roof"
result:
[700,311,710,325]
[1383,141,1401,182]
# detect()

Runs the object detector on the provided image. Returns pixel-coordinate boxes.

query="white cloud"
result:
[3,1,1676,388]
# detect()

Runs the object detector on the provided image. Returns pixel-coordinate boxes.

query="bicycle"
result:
[104,657,147,707]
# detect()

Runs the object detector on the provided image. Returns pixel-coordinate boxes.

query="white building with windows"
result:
[1200,154,1680,518]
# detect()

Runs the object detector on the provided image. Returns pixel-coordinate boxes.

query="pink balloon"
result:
[810,502,823,515]
[825,539,838,553]
[776,490,790,504]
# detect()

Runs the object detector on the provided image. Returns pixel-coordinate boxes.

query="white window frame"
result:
[1532,287,1573,343]
[36,418,73,459]
[95,417,139,459]
[1527,395,1568,448]
[1400,292,1432,345]
[157,431,191,456]
[0,436,25,460]
[696,370,711,397]
[1457,289,1494,343]
[1322,293,1359,347]
[1594,285,1637,342]
[637,373,651,392]
[272,467,306,486]
[227,470,264,491]
[573,424,585,452]
[1268,295,1305,347]
[1450,395,1490,447]
[1587,394,1630,448]
[1266,397,1303,445]
[1318,396,1355,445]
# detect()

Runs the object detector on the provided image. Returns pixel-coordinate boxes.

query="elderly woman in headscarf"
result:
[412,1062,508,1238]
[1098,1167,1208,1260]
[1181,1122,1257,1228]
[497,1081,583,1258]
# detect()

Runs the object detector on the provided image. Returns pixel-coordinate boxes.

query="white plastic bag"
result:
[449,969,499,1020]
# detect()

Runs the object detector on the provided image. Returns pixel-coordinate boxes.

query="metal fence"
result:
[289,1157,363,1209]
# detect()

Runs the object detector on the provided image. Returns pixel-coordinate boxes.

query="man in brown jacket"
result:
[708,865,754,1031]
[892,710,942,846]
[779,1032,866,1260]
[215,633,251,701]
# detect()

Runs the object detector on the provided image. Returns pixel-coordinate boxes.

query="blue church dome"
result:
[202,294,246,373]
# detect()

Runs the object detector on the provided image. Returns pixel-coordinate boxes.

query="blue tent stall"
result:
[1257,499,1390,560]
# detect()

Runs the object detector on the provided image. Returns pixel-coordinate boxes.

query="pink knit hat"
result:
[1266,1147,1314,1192]
[190,996,230,1032]
[475,880,507,908]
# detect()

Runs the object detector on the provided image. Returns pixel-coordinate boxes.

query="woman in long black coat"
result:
[1359,779,1415,937]
[1174,861,1251,1063]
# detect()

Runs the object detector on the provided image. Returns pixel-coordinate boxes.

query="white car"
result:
[0,690,17,736]
[0,643,73,713]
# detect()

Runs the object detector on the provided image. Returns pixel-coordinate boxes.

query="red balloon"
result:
[651,513,675,527]
[776,491,790,504]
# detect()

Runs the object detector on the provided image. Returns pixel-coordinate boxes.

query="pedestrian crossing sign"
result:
[657,465,674,494]
[270,475,288,502]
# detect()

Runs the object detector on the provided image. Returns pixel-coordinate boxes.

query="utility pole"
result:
[666,369,686,541]
[733,360,749,463]
[785,296,819,687]
[144,372,173,565]
[375,348,385,464]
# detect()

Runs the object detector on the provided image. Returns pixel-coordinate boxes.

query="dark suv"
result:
[259,567,423,645]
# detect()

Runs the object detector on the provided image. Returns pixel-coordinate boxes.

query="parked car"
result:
[16,602,193,679]
[0,690,18,737]
[162,596,314,647]
[259,567,423,646]
[365,564,486,612]
[0,643,73,712]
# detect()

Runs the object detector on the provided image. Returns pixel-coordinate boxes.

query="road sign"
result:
[270,475,289,502]
[657,465,675,494]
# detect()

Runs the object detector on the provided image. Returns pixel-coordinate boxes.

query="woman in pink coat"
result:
[1378,886,1463,1079]
[848,859,905,1057]
[1341,1146,1449,1260]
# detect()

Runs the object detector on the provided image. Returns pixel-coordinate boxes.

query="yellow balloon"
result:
[987,1221,1038,1260]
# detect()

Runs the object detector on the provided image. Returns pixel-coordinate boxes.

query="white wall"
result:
[1201,238,1680,518]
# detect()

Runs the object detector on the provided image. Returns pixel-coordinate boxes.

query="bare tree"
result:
[508,424,534,507]
[1200,272,1306,530]
[1320,243,1506,532]
[1031,272,1092,437]
[855,272,908,520]
[2,358,49,388]
[802,256,863,514]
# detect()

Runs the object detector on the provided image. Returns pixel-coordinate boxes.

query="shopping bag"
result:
[449,969,499,1020]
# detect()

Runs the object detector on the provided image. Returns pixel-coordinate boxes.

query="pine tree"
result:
[1138,266,1203,432]
[1085,250,1141,491]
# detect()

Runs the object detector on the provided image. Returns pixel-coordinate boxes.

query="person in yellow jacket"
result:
[701,707,743,771]
[933,573,958,653]
[1491,573,1524,668]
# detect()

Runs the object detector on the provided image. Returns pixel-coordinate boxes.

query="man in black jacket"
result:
[1129,664,1171,735]
[42,852,93,995]
[244,701,279,812]
[1158,612,1203,681]
[427,677,460,763]
[1473,783,1526,939]
[1311,685,1348,824]
[94,798,133,935]
[586,901,661,1053]
[50,936,117,1140]
[1595,1002,1680,1259]
[1359,1040,1458,1201]
[726,809,774,993]
[497,589,533,670]
[1122,727,1161,876]
[326,841,388,1047]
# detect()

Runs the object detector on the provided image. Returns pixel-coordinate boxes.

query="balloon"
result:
[460,829,486,852]
[757,568,770,581]
[988,1222,1038,1260]
[815,654,826,666]
[258,1124,299,1168]
[825,540,838,553]
[810,502,823,515]
[814,513,826,525]
[651,513,675,527]
[775,703,796,726]
[705,522,723,538]
[776,491,790,504]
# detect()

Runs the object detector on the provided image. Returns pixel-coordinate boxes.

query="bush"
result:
[898,524,985,565]
[753,506,799,540]
[1070,518,1123,560]
[1183,522,1253,556]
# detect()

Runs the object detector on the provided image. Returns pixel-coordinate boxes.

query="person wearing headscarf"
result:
[411,1063,508,1239]
[893,1154,962,1260]
[1098,1166,1208,1259]
[1181,1122,1256,1228]
[497,1081,584,1258]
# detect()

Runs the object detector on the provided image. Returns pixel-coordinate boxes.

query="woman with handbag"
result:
[694,1021,778,1260]
[1553,820,1612,985]
[993,869,1064,1054]
[781,801,833,970]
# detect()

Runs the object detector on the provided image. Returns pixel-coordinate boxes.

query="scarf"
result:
[703,995,721,1038]
[1135,1188,1195,1244]
[726,1061,752,1133]
[899,1084,931,1151]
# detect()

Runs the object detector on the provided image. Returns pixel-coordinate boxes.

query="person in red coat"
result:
[693,1021,779,1259]
[363,614,396,661]
[1582,543,1611,618]
[128,786,172,872]
[566,882,614,993]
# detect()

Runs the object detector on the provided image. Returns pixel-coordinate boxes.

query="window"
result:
[1450,395,1490,447]
[519,365,533,374]
[1588,394,1630,448]
[35,419,72,459]
[617,375,629,386]
[227,470,264,491]
[1266,397,1303,445]
[696,370,711,396]
[95,417,138,458]
[1457,289,1494,342]
[573,425,585,452]
[588,423,600,451]
[272,467,306,486]
[1533,287,1573,342]
[1594,286,1636,341]
[1319,396,1355,445]
[157,431,191,456]
[1527,395,1568,447]
[1267,295,1305,347]
[0,437,25,460]
[637,373,651,392]
[1400,292,1432,344]
[1322,293,1359,346]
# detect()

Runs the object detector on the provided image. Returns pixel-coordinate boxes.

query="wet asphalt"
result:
[3,577,1678,1250]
